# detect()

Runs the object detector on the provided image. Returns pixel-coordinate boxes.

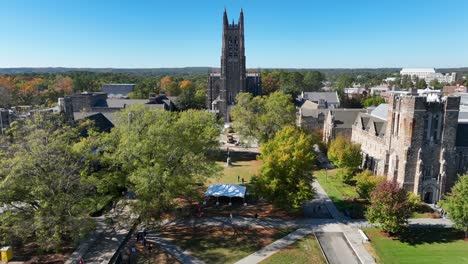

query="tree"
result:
[443,175,468,239]
[366,181,415,234]
[416,79,427,89]
[231,91,296,143]
[401,75,413,89]
[354,170,385,200]
[429,79,443,89]
[362,96,385,108]
[303,71,325,92]
[261,71,281,95]
[179,80,193,90]
[0,115,98,251]
[254,126,316,210]
[327,136,362,171]
[176,85,205,110]
[109,106,221,219]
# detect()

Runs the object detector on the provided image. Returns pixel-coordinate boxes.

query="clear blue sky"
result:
[1,0,467,68]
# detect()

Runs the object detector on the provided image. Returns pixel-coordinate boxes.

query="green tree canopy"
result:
[354,170,386,200]
[254,126,316,210]
[443,175,468,239]
[327,136,362,171]
[0,115,99,251]
[362,96,386,108]
[231,91,296,143]
[416,78,427,89]
[110,106,221,219]
[366,181,415,234]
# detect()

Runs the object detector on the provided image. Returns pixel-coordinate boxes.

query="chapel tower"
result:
[207,9,261,121]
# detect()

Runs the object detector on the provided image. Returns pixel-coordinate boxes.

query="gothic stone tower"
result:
[384,93,460,203]
[207,9,261,121]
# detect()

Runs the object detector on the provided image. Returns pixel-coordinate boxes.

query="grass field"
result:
[315,169,365,218]
[364,228,468,264]
[160,225,293,264]
[260,234,327,264]
[211,159,262,184]
[315,169,435,219]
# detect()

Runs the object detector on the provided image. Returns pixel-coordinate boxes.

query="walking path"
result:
[65,201,138,264]
[147,179,454,264]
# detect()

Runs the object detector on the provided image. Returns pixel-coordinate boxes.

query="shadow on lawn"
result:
[213,150,259,162]
[396,227,460,246]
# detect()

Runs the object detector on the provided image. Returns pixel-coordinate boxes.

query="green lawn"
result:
[315,169,365,218]
[315,170,434,219]
[364,228,468,264]
[260,234,327,264]
[210,159,261,184]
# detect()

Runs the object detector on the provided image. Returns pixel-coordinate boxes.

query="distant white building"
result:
[400,68,456,83]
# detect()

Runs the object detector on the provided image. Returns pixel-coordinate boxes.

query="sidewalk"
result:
[65,201,137,264]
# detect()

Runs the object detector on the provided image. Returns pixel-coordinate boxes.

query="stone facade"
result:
[206,9,261,121]
[323,109,367,143]
[351,93,467,203]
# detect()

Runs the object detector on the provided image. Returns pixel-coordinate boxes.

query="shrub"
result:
[354,170,385,200]
[366,181,415,234]
[337,167,355,185]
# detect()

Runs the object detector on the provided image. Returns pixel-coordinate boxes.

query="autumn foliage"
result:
[366,181,416,234]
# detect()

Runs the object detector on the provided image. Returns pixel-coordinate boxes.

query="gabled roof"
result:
[370,104,389,120]
[302,92,340,105]
[354,112,387,137]
[102,84,135,96]
[329,109,367,129]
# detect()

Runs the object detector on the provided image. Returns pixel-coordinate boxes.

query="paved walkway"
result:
[316,232,360,264]
[234,180,374,264]
[144,180,453,264]
[65,201,137,264]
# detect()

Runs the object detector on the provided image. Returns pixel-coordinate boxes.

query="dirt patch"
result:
[201,201,300,220]
[9,242,74,264]
[159,225,287,247]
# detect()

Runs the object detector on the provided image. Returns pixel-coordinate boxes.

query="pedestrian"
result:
[254,212,258,219]
[237,175,240,182]
[230,213,233,219]
[241,178,245,184]
[148,243,153,253]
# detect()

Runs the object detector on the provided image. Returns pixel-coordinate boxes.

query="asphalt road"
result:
[316,232,361,264]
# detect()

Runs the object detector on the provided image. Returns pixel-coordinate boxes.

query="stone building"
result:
[297,100,328,132]
[323,109,367,143]
[351,93,467,203]
[206,9,261,121]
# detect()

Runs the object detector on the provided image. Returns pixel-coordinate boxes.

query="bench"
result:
[358,229,370,243]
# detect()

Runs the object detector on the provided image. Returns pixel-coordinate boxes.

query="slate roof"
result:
[302,92,340,105]
[102,84,135,96]
[106,98,152,108]
[370,104,389,120]
[329,109,367,129]
[354,112,387,137]
[73,112,114,132]
[300,100,327,118]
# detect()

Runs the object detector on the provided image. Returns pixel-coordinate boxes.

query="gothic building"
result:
[206,9,262,121]
[351,92,467,203]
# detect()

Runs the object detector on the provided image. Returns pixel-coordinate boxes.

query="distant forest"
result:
[0,67,467,109]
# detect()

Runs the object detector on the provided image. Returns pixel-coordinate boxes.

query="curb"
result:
[314,232,330,264]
